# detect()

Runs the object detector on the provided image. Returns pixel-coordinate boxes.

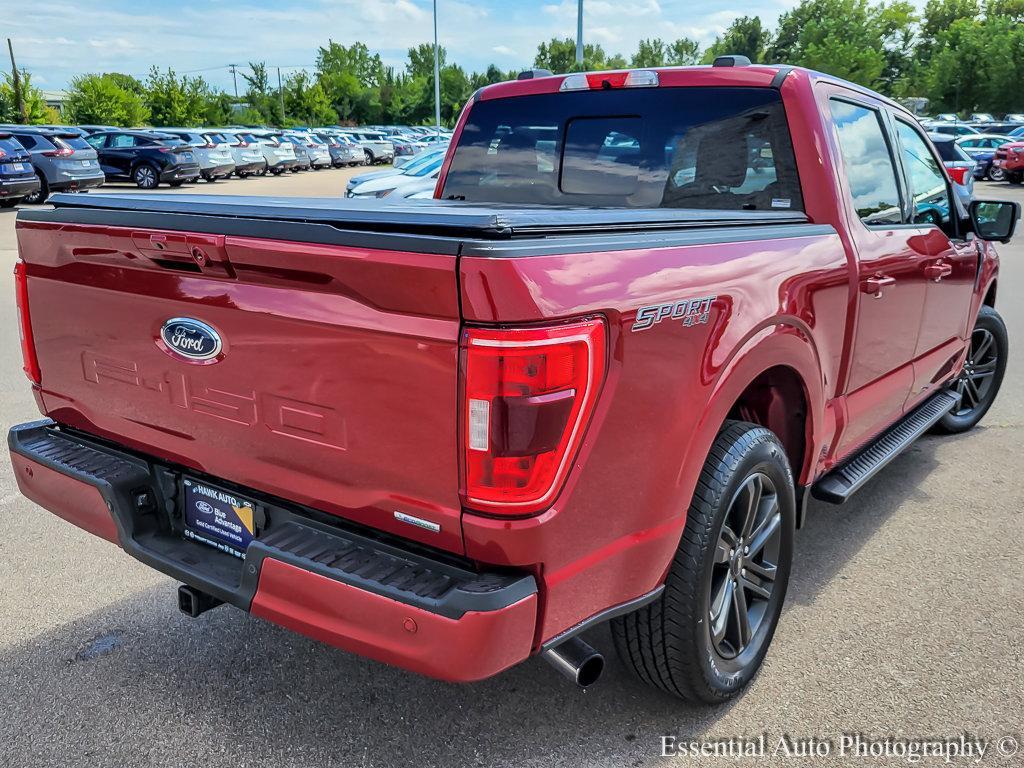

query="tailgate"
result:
[16,218,464,553]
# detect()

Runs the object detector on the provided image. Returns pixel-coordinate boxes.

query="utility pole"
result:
[433,0,441,136]
[7,38,28,124]
[277,67,285,126]
[229,64,239,98]
[575,0,584,68]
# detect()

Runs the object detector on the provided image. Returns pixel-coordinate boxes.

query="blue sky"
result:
[12,0,804,92]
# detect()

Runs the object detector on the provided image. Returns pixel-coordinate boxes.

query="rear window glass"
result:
[60,136,92,150]
[0,137,25,153]
[13,134,45,150]
[155,136,185,147]
[441,86,803,210]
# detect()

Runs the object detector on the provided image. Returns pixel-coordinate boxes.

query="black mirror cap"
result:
[969,199,1020,244]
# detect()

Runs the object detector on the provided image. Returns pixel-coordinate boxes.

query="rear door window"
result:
[829,100,903,225]
[441,86,803,210]
[12,134,39,150]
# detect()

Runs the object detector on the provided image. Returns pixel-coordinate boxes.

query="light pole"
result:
[575,0,583,67]
[433,0,441,136]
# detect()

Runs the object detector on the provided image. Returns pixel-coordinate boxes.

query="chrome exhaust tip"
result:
[542,636,605,687]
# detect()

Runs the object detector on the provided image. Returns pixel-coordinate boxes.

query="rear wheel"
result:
[132,164,158,189]
[612,421,794,704]
[934,306,1007,434]
[23,173,48,204]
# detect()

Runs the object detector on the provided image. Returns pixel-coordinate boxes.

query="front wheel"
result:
[612,421,795,704]
[132,164,158,189]
[988,165,1006,182]
[934,306,1007,434]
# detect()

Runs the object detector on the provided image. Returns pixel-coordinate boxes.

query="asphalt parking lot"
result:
[0,176,1022,768]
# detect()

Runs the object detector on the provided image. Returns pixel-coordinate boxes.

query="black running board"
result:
[812,390,961,504]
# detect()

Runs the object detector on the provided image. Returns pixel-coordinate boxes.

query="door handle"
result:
[861,275,896,298]
[924,262,953,281]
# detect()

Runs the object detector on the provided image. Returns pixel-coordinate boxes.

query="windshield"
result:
[403,149,446,173]
[441,86,803,210]
[404,155,445,177]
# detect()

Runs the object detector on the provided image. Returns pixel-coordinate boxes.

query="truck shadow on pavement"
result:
[0,434,955,768]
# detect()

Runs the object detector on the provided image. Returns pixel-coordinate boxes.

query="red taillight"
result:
[41,147,74,158]
[946,166,968,184]
[237,141,249,148]
[461,318,606,515]
[14,261,40,386]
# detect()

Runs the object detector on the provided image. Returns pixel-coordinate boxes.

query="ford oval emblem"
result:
[160,317,223,362]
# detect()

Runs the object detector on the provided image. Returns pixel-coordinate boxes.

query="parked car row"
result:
[0,122,432,202]
[344,146,448,200]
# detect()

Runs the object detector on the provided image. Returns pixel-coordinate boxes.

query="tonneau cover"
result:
[38,193,809,239]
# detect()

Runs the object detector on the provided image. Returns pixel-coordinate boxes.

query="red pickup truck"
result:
[9,62,1020,704]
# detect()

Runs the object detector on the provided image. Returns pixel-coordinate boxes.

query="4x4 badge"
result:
[632,296,717,332]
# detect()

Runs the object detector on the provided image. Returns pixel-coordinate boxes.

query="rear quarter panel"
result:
[459,228,849,640]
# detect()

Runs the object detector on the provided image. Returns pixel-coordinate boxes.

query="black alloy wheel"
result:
[709,472,783,660]
[934,306,1007,434]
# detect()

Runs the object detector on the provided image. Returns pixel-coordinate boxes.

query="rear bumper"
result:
[201,162,235,178]
[234,160,266,175]
[160,165,201,182]
[8,420,538,682]
[0,177,40,197]
[50,174,105,193]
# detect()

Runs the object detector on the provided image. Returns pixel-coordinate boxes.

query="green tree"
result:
[63,73,150,126]
[534,38,627,72]
[766,0,915,89]
[240,62,283,126]
[704,16,769,63]
[145,67,210,126]
[668,38,702,65]
[0,70,58,124]
[283,70,335,126]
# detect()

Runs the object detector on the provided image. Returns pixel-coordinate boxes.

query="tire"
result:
[988,165,1005,182]
[204,174,217,183]
[933,306,1007,434]
[23,173,48,204]
[612,421,795,704]
[363,149,373,166]
[132,164,159,189]
[168,181,185,188]
[237,172,249,179]
[1009,172,1023,185]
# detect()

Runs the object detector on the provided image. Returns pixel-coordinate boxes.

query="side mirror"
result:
[969,200,1020,244]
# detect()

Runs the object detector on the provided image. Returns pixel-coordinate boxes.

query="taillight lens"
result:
[461,318,606,515]
[14,261,41,385]
[41,147,74,158]
[946,166,969,184]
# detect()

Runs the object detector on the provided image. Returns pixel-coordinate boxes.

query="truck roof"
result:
[475,64,913,120]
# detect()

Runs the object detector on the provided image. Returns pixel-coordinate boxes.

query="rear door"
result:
[826,96,927,457]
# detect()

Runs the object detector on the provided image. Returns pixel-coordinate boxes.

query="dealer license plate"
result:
[182,477,260,557]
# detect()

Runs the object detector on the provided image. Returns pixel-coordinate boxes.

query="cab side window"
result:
[894,121,953,228]
[829,100,903,226]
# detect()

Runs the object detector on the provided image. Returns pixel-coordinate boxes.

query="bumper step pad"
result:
[812,389,961,504]
[9,421,535,619]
